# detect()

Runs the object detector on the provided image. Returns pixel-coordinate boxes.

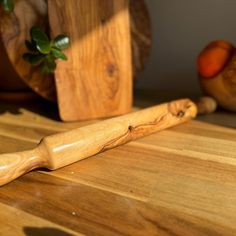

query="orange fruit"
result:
[197,40,234,78]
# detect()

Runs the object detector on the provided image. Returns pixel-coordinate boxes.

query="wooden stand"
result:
[48,0,133,121]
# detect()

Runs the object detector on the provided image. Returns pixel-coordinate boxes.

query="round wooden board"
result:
[130,0,152,79]
[0,0,151,101]
[0,0,56,101]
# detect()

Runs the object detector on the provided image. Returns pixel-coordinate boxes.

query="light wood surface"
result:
[0,99,197,186]
[0,202,80,236]
[0,93,236,235]
[48,0,132,121]
[0,0,56,101]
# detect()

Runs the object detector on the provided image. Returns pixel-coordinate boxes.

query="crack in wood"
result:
[99,101,194,153]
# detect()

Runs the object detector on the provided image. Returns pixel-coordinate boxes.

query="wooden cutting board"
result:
[130,0,151,79]
[0,0,151,104]
[48,0,133,121]
[0,98,235,235]
[0,0,56,101]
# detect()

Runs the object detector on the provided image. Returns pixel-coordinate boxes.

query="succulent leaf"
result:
[53,35,70,50]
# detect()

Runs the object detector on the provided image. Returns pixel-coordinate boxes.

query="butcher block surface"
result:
[0,92,236,235]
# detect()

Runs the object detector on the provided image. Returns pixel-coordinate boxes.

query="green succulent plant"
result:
[23,26,70,75]
[0,0,14,12]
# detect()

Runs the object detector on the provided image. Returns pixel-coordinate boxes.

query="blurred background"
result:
[136,0,236,95]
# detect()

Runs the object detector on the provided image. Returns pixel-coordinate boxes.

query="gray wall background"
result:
[136,0,236,95]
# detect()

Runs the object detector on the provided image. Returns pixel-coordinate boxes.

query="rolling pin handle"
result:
[0,148,48,186]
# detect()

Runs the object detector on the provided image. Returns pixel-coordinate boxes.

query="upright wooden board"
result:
[0,0,56,101]
[130,0,152,79]
[48,0,133,121]
[0,0,150,103]
[0,38,28,91]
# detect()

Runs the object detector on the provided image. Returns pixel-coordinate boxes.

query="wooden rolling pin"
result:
[0,99,197,186]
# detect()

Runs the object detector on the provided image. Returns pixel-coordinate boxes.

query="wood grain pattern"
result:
[0,99,197,186]
[0,202,79,236]
[0,37,27,91]
[0,0,56,101]
[48,0,133,121]
[0,0,150,101]
[0,93,236,235]
[130,0,151,79]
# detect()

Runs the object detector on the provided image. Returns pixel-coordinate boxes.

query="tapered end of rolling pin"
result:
[0,147,48,186]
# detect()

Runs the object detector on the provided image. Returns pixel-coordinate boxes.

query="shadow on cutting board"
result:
[0,97,61,121]
[23,227,74,236]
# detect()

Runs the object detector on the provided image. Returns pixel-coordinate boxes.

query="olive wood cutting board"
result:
[0,99,235,235]
[0,0,56,101]
[0,0,151,107]
[48,0,133,121]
